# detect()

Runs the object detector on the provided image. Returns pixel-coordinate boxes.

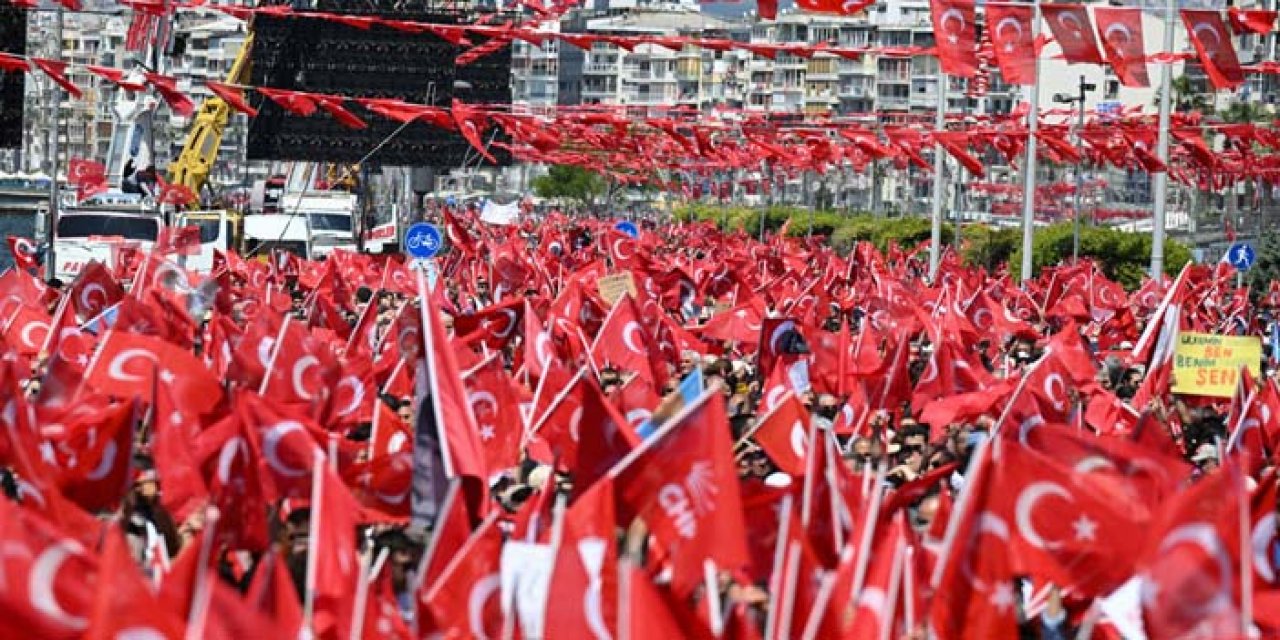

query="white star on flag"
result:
[1072,514,1098,541]
[479,425,495,441]
[990,582,1016,613]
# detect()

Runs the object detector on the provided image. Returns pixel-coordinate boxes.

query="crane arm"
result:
[166,32,255,205]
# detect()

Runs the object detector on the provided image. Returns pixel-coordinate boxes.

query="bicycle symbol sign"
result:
[404,223,445,259]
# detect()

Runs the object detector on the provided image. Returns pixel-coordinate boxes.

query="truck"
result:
[269,190,358,260]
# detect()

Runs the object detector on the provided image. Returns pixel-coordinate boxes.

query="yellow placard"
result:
[1171,332,1261,398]
[597,272,637,306]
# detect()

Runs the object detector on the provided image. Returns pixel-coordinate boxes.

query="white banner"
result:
[480,200,520,226]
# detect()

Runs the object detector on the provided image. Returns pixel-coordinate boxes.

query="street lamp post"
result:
[1053,75,1095,263]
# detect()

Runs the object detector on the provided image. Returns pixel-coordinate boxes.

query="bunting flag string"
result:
[7,27,1280,190]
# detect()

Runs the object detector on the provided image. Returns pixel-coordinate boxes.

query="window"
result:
[308,214,352,232]
[58,215,160,242]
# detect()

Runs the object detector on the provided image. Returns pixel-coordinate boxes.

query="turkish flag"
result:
[56,400,138,513]
[986,4,1037,85]
[308,467,364,640]
[342,402,412,518]
[87,527,186,640]
[930,0,979,77]
[750,391,811,476]
[613,386,749,596]
[593,296,668,386]
[67,158,107,186]
[316,96,368,130]
[1138,468,1248,638]
[257,87,319,116]
[31,58,83,98]
[85,329,223,414]
[545,478,619,639]
[1094,7,1150,87]
[242,551,305,638]
[927,457,1020,638]
[453,298,524,350]
[795,0,873,15]
[1182,10,1244,90]
[144,73,196,117]
[205,81,259,116]
[69,261,124,320]
[461,353,524,474]
[6,235,39,272]
[1228,7,1277,35]
[932,131,986,178]
[420,514,506,639]
[451,99,498,165]
[0,498,99,640]
[414,267,490,520]
[986,441,1153,597]
[1042,4,1104,64]
[618,561,716,640]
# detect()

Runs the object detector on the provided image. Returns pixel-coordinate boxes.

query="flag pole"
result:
[1018,0,1043,284]
[1150,0,1176,278]
[928,72,948,282]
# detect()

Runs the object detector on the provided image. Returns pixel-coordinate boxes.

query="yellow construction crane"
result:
[167,32,255,202]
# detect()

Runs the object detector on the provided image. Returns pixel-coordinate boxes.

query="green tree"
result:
[959,225,1020,271]
[1155,74,1210,113]
[532,165,605,206]
[1009,222,1192,288]
[1246,231,1280,297]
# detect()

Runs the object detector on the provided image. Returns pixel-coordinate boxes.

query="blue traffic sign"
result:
[1226,242,1256,271]
[404,223,444,259]
[614,220,639,238]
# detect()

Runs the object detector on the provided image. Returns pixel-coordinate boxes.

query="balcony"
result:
[584,63,618,75]
[878,96,910,110]
[838,84,873,98]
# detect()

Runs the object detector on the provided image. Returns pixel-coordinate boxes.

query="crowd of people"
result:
[0,207,1278,639]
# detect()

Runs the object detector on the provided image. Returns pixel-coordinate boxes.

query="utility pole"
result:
[45,7,65,284]
[1150,0,1176,278]
[929,72,948,281]
[1054,75,1095,262]
[1018,0,1043,283]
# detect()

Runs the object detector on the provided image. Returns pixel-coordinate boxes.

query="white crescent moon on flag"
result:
[468,573,502,640]
[1015,482,1072,550]
[1252,513,1277,583]
[107,348,159,383]
[334,376,365,417]
[30,542,88,630]
[84,439,118,481]
[1148,523,1233,617]
[995,17,1024,51]
[1057,11,1084,37]
[789,421,808,458]
[961,512,1010,592]
[215,436,247,485]
[262,421,312,478]
[1104,23,1133,49]
[20,321,49,350]
[622,321,645,354]
[1043,373,1068,412]
[769,320,796,356]
[291,355,320,401]
[78,283,107,312]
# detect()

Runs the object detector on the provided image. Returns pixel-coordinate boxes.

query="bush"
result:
[1008,222,1192,288]
[675,205,1191,290]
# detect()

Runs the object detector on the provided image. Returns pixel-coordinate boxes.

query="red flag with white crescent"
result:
[1041,4,1104,64]
[930,0,980,77]
[1094,7,1151,87]
[1181,10,1244,90]
[985,4,1037,85]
